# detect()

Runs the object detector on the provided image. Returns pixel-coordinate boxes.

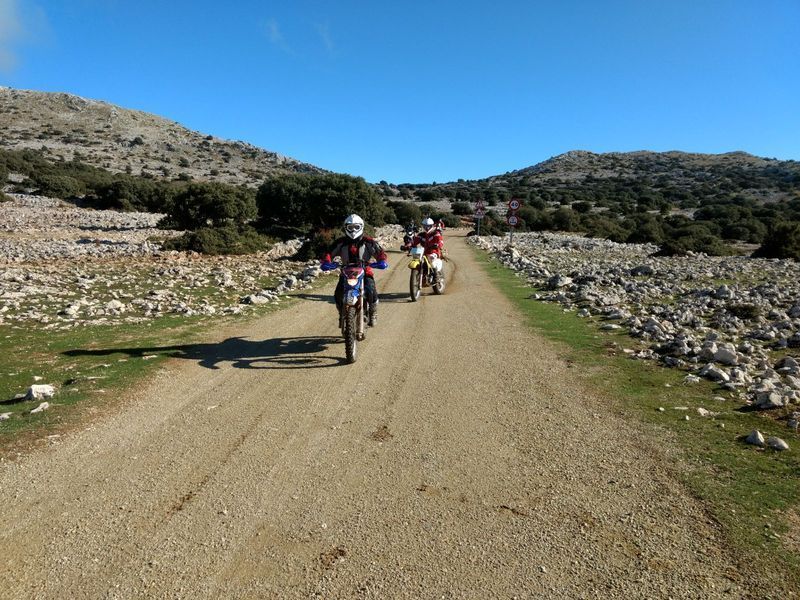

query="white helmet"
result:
[344,214,365,239]
[422,217,435,232]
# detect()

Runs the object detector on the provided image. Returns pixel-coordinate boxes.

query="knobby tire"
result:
[344,307,357,363]
[410,268,421,302]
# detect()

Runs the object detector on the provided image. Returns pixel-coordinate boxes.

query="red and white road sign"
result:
[474,208,485,218]
[475,200,485,210]
[508,199,521,211]
[507,215,519,226]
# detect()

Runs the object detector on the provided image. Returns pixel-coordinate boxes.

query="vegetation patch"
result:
[474,248,800,597]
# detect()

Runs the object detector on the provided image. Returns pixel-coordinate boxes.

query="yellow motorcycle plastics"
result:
[408,259,421,269]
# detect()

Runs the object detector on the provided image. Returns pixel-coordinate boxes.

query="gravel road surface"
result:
[0,232,747,598]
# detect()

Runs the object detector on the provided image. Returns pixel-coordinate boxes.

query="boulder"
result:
[241,294,269,305]
[766,437,790,451]
[755,391,784,409]
[713,343,739,366]
[745,429,765,446]
[547,275,572,290]
[698,363,731,383]
[25,384,55,401]
[105,299,125,312]
[630,265,654,276]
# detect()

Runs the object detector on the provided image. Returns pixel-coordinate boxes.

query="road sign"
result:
[507,215,519,226]
[508,199,521,211]
[474,208,485,218]
[475,200,485,210]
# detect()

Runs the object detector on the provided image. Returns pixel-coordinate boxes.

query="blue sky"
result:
[1,0,799,183]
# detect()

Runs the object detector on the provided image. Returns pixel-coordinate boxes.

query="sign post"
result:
[474,200,485,236]
[507,198,522,246]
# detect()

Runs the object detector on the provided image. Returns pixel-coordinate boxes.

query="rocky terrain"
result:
[471,233,800,437]
[0,192,401,330]
[0,87,323,186]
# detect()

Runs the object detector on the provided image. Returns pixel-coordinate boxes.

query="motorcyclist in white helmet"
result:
[321,214,388,326]
[411,216,445,283]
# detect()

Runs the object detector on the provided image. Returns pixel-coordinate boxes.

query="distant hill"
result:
[393,149,800,208]
[0,87,323,186]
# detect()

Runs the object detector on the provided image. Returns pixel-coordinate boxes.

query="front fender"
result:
[407,260,420,269]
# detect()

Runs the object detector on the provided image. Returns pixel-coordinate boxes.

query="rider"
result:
[412,217,444,282]
[321,214,388,326]
[401,220,418,253]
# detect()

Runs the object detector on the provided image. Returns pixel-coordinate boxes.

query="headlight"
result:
[346,278,359,286]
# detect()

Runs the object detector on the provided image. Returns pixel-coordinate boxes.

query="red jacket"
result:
[412,229,443,258]
[323,236,387,277]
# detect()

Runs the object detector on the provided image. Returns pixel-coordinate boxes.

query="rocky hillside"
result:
[397,150,800,207]
[0,87,323,186]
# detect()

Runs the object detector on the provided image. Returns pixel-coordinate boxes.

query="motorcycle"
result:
[321,260,384,364]
[400,228,416,254]
[407,245,445,301]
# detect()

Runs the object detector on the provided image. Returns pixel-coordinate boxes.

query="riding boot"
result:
[368,302,378,327]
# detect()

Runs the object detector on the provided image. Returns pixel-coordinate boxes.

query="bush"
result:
[386,200,422,225]
[31,173,86,198]
[161,182,256,230]
[753,222,800,260]
[451,201,471,216]
[297,227,338,261]
[162,225,268,255]
[257,173,387,236]
[728,304,761,320]
[439,214,462,228]
[652,239,689,257]
[0,191,11,203]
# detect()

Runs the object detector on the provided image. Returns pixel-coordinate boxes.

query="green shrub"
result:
[439,214,462,228]
[652,239,689,257]
[31,173,86,198]
[728,304,761,320]
[161,182,256,230]
[257,173,388,236]
[753,222,800,260]
[297,227,339,261]
[386,200,422,225]
[451,201,471,216]
[162,225,268,255]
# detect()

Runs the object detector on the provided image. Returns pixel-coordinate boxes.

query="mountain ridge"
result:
[0,86,324,186]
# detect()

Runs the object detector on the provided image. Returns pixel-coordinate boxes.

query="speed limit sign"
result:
[508,199,521,211]
[507,215,519,226]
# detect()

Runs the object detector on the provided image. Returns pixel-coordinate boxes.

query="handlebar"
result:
[320,259,388,272]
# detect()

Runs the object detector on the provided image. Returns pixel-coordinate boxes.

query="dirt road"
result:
[0,232,747,598]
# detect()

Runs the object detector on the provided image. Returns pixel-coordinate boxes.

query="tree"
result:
[451,202,471,216]
[256,173,388,237]
[386,200,422,225]
[162,182,256,230]
[753,222,800,260]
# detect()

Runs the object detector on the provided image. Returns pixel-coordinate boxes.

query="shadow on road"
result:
[63,336,347,370]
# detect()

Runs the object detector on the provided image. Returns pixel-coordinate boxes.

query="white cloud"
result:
[315,22,334,54]
[264,17,291,53]
[0,0,23,71]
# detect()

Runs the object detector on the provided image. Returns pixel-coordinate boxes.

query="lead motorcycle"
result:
[407,246,445,301]
[321,260,385,364]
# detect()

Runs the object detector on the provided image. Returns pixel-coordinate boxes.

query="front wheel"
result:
[433,270,446,295]
[344,307,357,363]
[409,268,421,302]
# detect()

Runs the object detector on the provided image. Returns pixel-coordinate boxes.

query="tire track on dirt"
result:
[0,231,750,598]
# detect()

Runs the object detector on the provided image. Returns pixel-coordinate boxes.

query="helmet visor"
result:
[345,223,363,235]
